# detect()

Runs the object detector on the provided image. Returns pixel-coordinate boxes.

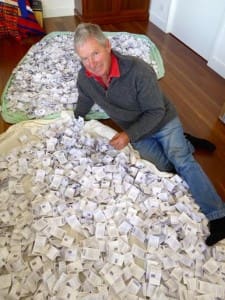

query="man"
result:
[74,23,225,246]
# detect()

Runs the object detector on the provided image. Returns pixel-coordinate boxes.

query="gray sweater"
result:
[75,51,177,142]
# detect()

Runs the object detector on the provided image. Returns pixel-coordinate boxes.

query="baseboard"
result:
[149,12,168,33]
[207,57,225,79]
[43,7,73,18]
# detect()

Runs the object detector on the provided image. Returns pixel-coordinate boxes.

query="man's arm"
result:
[125,65,170,142]
[74,80,95,118]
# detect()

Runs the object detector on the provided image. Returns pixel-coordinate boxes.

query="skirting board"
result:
[149,12,168,33]
[42,7,73,18]
[207,57,225,79]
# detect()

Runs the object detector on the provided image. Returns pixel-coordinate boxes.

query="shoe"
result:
[205,216,225,246]
[184,133,216,152]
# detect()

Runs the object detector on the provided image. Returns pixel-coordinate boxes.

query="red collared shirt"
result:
[85,52,120,89]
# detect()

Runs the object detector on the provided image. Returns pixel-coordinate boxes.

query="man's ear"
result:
[105,39,111,52]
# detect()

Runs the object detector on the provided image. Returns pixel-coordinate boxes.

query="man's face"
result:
[76,37,111,78]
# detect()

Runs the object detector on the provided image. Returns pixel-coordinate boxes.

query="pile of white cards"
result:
[5,32,161,120]
[0,114,225,299]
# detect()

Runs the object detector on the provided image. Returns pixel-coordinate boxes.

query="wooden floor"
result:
[1,16,225,201]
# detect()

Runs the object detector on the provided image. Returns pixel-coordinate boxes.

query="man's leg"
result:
[154,118,225,218]
[131,136,175,172]
[131,129,194,173]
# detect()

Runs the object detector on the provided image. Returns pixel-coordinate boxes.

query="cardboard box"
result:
[33,10,43,28]
[219,102,225,124]
[31,0,43,28]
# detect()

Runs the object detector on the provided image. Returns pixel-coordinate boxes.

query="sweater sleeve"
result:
[74,73,95,119]
[125,64,170,142]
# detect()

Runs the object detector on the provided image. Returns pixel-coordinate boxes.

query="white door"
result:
[170,0,225,60]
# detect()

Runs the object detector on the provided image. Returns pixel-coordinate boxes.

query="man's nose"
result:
[88,56,96,68]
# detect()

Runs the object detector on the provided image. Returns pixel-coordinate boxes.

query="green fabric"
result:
[1,31,165,124]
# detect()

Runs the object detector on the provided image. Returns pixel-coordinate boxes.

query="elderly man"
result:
[74,22,225,246]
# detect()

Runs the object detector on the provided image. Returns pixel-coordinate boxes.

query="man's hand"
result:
[109,131,130,150]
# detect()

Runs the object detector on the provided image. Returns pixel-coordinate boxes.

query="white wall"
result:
[149,0,225,79]
[149,0,173,32]
[42,0,74,18]
[207,17,225,79]
[169,0,225,60]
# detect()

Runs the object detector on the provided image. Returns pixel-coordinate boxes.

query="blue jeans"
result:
[131,117,225,220]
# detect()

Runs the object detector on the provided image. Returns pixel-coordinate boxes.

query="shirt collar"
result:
[85,52,120,88]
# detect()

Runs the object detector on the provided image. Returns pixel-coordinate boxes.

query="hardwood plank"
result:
[1,16,225,201]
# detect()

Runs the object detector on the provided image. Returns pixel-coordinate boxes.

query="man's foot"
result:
[205,216,225,246]
[184,133,216,152]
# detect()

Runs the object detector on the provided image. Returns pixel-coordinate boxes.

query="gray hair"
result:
[74,23,107,51]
